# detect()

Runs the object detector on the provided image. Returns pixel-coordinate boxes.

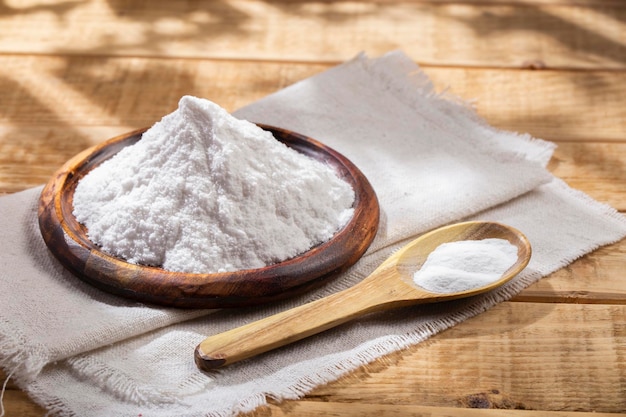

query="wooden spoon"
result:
[194,221,531,371]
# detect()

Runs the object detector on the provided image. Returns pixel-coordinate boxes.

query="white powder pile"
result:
[73,96,355,273]
[412,238,518,293]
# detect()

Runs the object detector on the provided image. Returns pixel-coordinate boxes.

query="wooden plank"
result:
[0,391,45,416]
[1,389,622,417]
[547,142,626,211]
[0,1,626,69]
[515,239,626,303]
[0,56,326,127]
[2,57,624,142]
[257,402,626,417]
[307,302,626,413]
[427,69,626,143]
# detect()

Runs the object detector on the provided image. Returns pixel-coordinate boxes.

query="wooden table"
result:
[1,0,625,415]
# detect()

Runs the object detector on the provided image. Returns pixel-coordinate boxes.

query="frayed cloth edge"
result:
[0,318,49,385]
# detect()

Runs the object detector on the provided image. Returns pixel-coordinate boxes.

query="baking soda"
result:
[73,96,355,273]
[412,238,518,293]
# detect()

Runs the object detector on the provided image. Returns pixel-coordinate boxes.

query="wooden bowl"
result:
[38,125,380,308]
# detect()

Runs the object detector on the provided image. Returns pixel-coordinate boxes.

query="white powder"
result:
[72,96,355,273]
[412,238,518,293]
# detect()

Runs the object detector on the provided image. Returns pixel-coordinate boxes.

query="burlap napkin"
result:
[1,51,625,417]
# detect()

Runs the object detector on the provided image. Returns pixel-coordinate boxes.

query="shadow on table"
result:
[432,3,626,68]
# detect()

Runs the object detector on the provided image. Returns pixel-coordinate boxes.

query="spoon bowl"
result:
[195,221,531,370]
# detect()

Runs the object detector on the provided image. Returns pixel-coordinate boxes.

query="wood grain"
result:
[2,397,623,417]
[306,302,626,413]
[260,402,625,417]
[0,391,46,416]
[514,239,626,303]
[1,57,625,142]
[1,0,626,69]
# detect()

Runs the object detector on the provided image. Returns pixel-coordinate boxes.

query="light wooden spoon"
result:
[194,221,531,371]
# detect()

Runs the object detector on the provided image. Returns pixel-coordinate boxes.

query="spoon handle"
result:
[194,279,401,371]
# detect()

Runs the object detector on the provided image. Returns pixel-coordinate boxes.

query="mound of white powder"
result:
[412,238,518,293]
[73,96,355,273]
[413,238,517,293]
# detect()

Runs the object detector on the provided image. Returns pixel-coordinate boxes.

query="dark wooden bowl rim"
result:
[38,124,380,308]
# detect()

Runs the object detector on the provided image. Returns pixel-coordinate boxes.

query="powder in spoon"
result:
[72,95,355,273]
[412,238,518,293]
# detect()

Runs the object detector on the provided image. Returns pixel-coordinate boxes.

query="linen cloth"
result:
[1,51,625,416]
